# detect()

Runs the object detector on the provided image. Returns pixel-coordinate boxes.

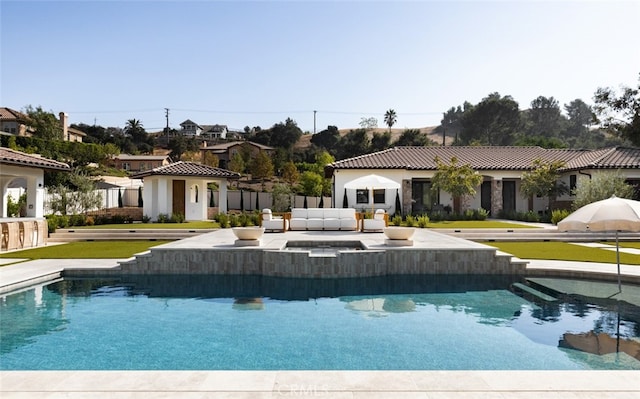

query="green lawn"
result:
[425,220,537,229]
[0,240,173,260]
[483,241,640,265]
[68,221,220,229]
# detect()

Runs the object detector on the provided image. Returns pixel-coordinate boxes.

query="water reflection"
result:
[2,274,640,368]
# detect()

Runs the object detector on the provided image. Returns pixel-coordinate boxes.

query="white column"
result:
[218,180,228,214]
[25,174,45,218]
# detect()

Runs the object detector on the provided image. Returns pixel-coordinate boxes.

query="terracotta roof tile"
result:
[0,147,71,171]
[328,146,640,173]
[131,161,240,179]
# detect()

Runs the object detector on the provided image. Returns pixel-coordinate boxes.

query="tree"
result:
[24,105,63,141]
[299,171,323,197]
[228,153,245,174]
[572,171,635,210]
[168,136,188,160]
[267,118,303,150]
[202,152,220,167]
[440,105,464,145]
[564,99,594,135]
[525,96,565,138]
[250,150,274,181]
[594,74,640,146]
[394,129,430,146]
[384,109,397,132]
[431,156,483,213]
[310,125,340,154]
[460,93,521,145]
[282,161,300,185]
[359,117,378,130]
[370,131,391,152]
[337,128,370,159]
[47,171,103,215]
[124,119,153,153]
[520,159,568,211]
[271,183,293,212]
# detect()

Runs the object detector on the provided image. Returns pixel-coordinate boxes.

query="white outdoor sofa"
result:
[260,209,289,232]
[288,208,359,231]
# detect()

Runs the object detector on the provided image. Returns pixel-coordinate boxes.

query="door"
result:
[481,181,492,215]
[172,180,185,216]
[502,181,516,214]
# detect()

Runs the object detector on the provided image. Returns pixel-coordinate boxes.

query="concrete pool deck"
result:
[1,228,640,397]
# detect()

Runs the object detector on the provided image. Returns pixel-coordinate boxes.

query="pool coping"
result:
[1,370,639,397]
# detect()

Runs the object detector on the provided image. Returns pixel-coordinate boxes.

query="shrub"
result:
[142,215,152,223]
[156,213,170,223]
[170,213,185,223]
[69,214,87,227]
[391,215,403,226]
[416,215,430,228]
[85,216,95,226]
[551,209,571,225]
[229,214,240,227]
[404,215,416,227]
[216,213,229,228]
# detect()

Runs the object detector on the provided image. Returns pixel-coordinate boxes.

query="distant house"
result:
[200,141,275,170]
[179,120,229,140]
[0,108,85,142]
[109,154,172,173]
[0,107,33,137]
[327,146,640,216]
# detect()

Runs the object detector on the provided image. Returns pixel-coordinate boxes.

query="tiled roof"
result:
[202,141,275,151]
[131,161,241,179]
[0,147,71,171]
[115,154,171,161]
[328,146,640,173]
[0,107,29,121]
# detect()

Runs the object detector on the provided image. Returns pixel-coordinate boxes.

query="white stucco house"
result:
[326,146,640,217]
[1,147,71,218]
[131,161,240,221]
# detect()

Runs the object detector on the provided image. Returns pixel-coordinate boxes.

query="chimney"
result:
[59,112,69,141]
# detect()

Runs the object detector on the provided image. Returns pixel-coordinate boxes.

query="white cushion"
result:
[363,218,385,231]
[340,218,358,230]
[291,209,307,219]
[306,218,324,230]
[323,209,340,219]
[323,218,341,230]
[374,209,386,220]
[339,208,356,219]
[262,209,272,221]
[307,208,324,219]
[263,218,288,231]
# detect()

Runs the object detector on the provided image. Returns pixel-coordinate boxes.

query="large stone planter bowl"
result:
[383,227,415,240]
[232,227,265,240]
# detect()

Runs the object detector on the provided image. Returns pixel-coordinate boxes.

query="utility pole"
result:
[313,110,317,134]
[164,108,170,141]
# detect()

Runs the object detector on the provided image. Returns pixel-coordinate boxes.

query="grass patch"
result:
[426,220,537,229]
[483,241,640,265]
[0,240,173,260]
[69,221,220,229]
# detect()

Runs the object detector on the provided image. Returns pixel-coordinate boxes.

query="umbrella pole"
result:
[616,230,621,292]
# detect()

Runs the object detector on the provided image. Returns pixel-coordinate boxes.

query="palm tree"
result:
[384,109,397,132]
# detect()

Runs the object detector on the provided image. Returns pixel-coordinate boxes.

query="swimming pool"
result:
[1,274,639,370]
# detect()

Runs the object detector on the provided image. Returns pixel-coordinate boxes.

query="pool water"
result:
[1,274,639,370]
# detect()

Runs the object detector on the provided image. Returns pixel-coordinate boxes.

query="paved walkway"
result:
[2,229,639,398]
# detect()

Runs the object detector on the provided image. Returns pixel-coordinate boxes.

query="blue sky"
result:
[2,1,639,133]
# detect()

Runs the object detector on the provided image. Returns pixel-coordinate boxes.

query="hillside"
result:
[294,126,451,150]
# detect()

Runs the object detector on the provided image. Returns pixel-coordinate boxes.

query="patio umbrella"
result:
[343,189,348,208]
[557,196,640,291]
[344,174,400,214]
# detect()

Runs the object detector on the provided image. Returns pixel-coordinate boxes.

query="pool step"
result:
[512,282,558,302]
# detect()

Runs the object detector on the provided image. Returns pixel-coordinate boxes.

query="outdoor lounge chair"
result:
[261,208,288,232]
[362,209,387,232]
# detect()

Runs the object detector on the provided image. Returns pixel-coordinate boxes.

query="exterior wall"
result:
[112,157,170,172]
[0,164,45,218]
